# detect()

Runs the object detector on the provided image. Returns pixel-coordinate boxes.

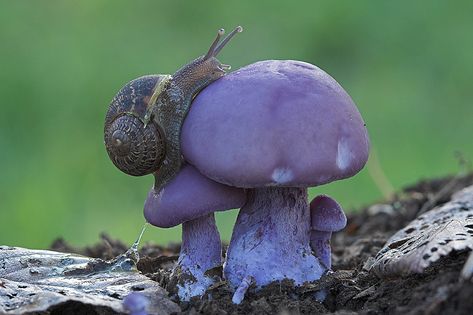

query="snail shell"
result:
[104,75,168,176]
[104,27,242,187]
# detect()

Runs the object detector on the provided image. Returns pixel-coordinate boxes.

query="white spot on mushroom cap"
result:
[271,167,294,184]
[336,139,353,171]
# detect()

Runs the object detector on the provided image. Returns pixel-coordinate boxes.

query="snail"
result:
[104,26,242,190]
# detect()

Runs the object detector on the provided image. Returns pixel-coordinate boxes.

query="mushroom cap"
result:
[144,164,247,228]
[181,60,369,188]
[310,195,347,232]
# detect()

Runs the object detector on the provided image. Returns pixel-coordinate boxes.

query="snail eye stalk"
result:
[203,26,243,60]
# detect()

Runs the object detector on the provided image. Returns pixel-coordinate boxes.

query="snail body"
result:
[104,27,242,190]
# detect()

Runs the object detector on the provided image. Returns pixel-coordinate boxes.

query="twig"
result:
[367,148,395,200]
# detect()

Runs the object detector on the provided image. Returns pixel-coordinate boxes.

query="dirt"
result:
[50,173,473,315]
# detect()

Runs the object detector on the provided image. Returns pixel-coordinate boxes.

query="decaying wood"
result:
[0,247,179,315]
[371,185,473,277]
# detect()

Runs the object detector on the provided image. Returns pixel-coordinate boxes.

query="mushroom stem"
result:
[224,187,325,292]
[180,213,222,269]
[310,231,332,269]
[232,275,254,304]
[170,213,222,301]
[309,194,347,270]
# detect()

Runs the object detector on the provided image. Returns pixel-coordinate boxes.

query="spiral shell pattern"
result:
[104,75,167,176]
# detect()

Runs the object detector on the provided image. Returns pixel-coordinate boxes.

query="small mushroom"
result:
[123,292,149,315]
[310,195,347,269]
[144,164,246,301]
[181,60,370,299]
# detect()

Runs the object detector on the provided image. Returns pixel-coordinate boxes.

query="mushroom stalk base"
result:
[310,231,332,269]
[224,187,325,291]
[170,213,222,301]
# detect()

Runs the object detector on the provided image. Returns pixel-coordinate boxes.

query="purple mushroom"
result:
[123,292,149,315]
[180,60,369,298]
[144,164,246,300]
[310,195,347,269]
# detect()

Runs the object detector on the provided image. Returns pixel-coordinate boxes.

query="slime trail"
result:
[60,222,150,276]
[108,222,149,272]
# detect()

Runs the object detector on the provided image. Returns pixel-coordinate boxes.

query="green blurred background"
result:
[1,1,472,249]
